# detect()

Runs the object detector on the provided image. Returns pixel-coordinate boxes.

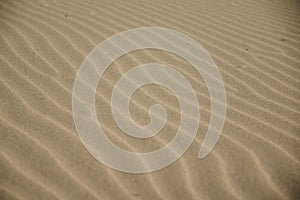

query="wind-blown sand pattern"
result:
[0,0,300,199]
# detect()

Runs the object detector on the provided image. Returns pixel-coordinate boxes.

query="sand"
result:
[0,0,300,199]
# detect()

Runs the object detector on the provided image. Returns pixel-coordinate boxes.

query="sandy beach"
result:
[0,0,300,199]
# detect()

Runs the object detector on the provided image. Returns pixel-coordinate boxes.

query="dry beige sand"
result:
[1,0,300,199]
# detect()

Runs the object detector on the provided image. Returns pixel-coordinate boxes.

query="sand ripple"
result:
[0,0,299,199]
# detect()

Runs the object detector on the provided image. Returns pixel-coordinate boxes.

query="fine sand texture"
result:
[1,0,300,199]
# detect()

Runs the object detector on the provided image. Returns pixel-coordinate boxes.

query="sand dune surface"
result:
[0,0,300,199]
